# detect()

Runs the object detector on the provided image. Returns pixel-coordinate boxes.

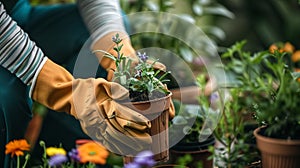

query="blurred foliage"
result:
[216,0,300,52]
[119,0,233,88]
[120,0,233,62]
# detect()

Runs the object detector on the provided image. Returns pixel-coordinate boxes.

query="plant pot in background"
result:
[122,93,172,164]
[169,136,215,168]
[254,126,300,168]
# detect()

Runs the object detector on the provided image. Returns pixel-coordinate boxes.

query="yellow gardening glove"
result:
[92,32,166,81]
[32,59,152,155]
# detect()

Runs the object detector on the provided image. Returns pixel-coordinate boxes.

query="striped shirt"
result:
[0,0,127,86]
[0,2,45,85]
[77,0,127,44]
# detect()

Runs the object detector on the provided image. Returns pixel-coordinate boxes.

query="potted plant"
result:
[219,40,300,167]
[94,34,172,163]
[169,101,215,168]
[191,73,260,168]
[168,73,220,168]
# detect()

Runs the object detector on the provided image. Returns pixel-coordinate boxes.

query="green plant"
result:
[171,103,206,144]
[196,74,259,168]
[94,33,170,101]
[220,40,300,139]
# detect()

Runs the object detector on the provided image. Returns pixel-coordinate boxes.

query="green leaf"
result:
[179,47,194,62]
[104,54,117,61]
[203,5,235,19]
[292,71,300,79]
[192,4,203,16]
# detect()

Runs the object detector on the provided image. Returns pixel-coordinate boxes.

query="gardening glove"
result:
[32,59,152,155]
[92,32,166,81]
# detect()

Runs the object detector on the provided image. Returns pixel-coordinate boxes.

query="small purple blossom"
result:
[134,70,142,78]
[124,162,140,168]
[48,154,68,167]
[134,150,156,167]
[68,148,80,162]
[210,92,219,104]
[137,52,149,62]
[124,150,156,168]
[112,34,121,44]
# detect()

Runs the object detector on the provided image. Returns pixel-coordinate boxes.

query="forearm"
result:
[0,2,46,86]
[76,0,128,44]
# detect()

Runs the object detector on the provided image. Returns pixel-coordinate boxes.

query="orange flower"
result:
[292,50,300,63]
[269,42,295,54]
[269,44,279,54]
[77,141,109,165]
[283,42,295,53]
[5,139,30,157]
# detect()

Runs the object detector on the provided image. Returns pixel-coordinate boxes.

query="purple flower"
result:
[48,154,68,167]
[68,148,80,162]
[137,52,149,62]
[112,34,121,44]
[134,150,156,167]
[124,162,140,168]
[134,70,142,78]
[210,92,219,104]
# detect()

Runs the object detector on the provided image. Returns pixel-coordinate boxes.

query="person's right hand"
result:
[31,59,152,155]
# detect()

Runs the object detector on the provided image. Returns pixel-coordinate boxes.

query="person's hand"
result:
[92,32,166,81]
[31,59,153,155]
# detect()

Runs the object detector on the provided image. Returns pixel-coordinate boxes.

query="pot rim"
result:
[122,92,172,105]
[254,126,300,144]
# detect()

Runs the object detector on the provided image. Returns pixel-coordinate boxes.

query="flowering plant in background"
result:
[197,40,300,167]
[94,33,170,101]
[5,139,31,168]
[124,150,156,168]
[220,40,300,139]
[5,140,109,168]
[40,140,109,168]
[77,141,109,165]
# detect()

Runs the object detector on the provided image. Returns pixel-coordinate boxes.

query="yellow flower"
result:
[46,147,66,156]
[77,141,109,165]
[5,139,30,157]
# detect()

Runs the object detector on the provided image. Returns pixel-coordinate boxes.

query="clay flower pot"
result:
[170,136,215,168]
[122,93,172,163]
[254,126,300,168]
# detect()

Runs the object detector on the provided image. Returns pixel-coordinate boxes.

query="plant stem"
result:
[22,154,30,168]
[17,156,20,168]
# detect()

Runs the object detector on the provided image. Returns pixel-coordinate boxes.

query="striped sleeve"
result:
[0,2,46,85]
[76,0,128,44]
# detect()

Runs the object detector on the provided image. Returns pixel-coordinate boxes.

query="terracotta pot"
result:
[122,93,172,163]
[169,136,215,168]
[254,126,300,168]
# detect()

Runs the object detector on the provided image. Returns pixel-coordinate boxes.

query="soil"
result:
[129,89,167,102]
